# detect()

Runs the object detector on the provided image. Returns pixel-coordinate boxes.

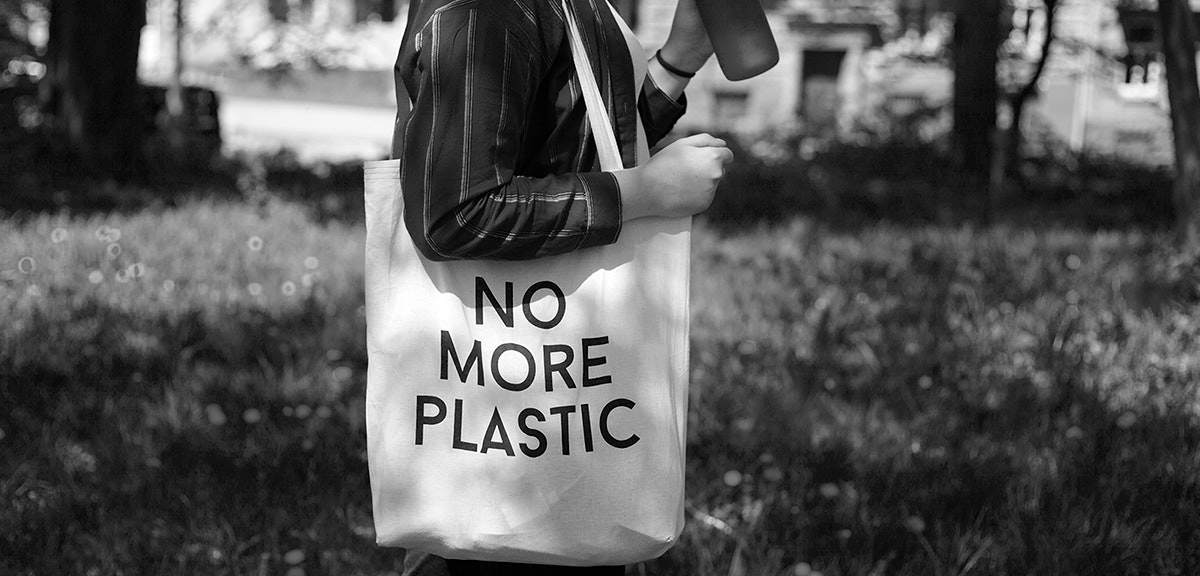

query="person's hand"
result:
[615,134,733,221]
[660,0,714,74]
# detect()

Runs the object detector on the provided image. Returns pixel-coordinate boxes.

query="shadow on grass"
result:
[0,283,403,574]
[652,224,1200,575]
[2,138,1197,575]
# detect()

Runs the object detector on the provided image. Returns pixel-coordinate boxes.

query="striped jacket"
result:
[392,0,688,261]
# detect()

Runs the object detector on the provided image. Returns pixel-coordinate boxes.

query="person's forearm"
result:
[646,56,691,102]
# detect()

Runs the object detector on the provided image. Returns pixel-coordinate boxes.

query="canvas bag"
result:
[363,0,690,566]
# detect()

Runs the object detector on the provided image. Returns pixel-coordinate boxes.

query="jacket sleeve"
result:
[400,4,623,262]
[638,69,688,148]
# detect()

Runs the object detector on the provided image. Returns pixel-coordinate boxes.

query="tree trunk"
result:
[990,0,1059,205]
[1159,0,1200,253]
[952,0,1002,176]
[42,0,148,180]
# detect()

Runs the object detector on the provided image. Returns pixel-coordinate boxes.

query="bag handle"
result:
[562,0,625,172]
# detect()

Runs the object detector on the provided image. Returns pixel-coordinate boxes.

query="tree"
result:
[41,0,148,180]
[952,0,1003,177]
[1158,0,1200,252]
[991,0,1062,201]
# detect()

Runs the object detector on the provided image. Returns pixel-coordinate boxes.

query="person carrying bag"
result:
[364,0,732,572]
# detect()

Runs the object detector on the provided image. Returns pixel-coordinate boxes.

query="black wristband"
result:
[655,49,697,79]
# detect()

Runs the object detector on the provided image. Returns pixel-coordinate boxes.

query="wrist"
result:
[613,167,653,222]
[658,40,711,75]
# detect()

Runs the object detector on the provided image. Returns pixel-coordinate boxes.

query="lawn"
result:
[3,188,1200,575]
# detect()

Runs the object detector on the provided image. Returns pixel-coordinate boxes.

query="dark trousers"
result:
[403,551,625,576]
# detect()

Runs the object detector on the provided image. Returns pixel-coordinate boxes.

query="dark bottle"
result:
[695,0,780,81]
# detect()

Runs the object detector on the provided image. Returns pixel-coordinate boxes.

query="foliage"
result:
[707,129,1175,231]
[178,0,400,72]
[3,173,1200,574]
[0,0,48,64]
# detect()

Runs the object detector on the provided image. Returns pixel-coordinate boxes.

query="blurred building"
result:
[1029,0,1200,165]
[639,0,1200,166]
[636,0,889,137]
[135,0,1200,164]
[858,0,1200,166]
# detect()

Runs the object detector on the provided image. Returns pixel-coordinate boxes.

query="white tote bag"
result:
[363,1,690,566]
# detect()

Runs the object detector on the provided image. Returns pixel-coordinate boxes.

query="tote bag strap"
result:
[561,0,624,173]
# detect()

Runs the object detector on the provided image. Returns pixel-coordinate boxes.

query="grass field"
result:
[3,187,1200,575]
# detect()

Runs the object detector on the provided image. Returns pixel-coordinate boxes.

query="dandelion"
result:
[1065,254,1082,271]
[301,439,315,451]
[17,257,36,274]
[128,262,146,277]
[205,404,227,426]
[243,409,262,424]
[326,349,344,361]
[88,271,104,284]
[918,375,933,390]
[247,236,264,251]
[763,467,784,482]
[116,269,130,283]
[283,406,294,417]
[162,279,175,292]
[284,549,306,565]
[1066,426,1084,440]
[304,256,319,270]
[295,404,313,419]
[247,283,263,296]
[819,483,840,499]
[59,442,97,474]
[332,366,353,383]
[107,243,121,259]
[301,273,313,287]
[281,282,296,296]
[316,406,332,419]
[723,470,743,487]
[1117,412,1137,429]
[905,515,926,534]
[51,228,68,243]
[791,563,813,576]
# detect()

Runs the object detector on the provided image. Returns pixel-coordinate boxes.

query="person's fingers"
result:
[675,133,725,148]
[714,147,735,164]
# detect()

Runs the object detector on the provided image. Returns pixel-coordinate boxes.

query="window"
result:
[268,0,290,22]
[712,91,749,130]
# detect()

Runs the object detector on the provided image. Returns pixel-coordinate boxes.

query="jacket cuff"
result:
[640,72,689,146]
[577,171,623,249]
